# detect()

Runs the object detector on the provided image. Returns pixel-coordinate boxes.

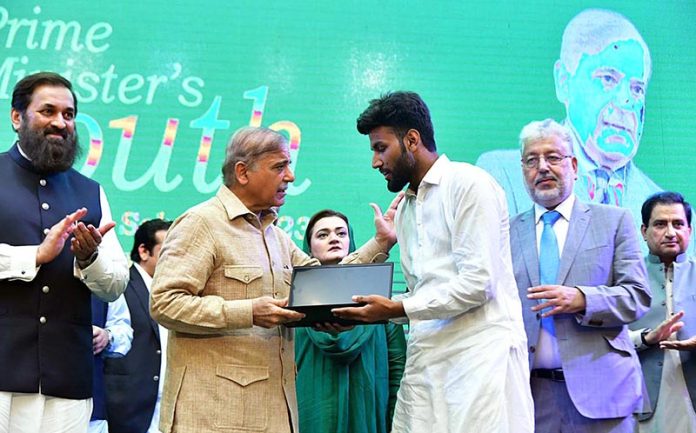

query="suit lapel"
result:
[518,209,540,287]
[557,199,590,284]
[130,266,160,338]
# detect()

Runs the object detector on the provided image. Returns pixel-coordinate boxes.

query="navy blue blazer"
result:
[104,266,162,433]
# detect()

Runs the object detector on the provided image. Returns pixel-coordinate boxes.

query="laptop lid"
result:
[289,262,394,307]
[285,262,394,327]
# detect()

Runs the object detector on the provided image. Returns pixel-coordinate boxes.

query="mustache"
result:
[535,175,557,185]
[599,103,638,140]
[44,126,68,139]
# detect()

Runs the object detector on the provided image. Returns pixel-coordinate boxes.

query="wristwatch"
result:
[640,328,656,347]
[105,328,114,349]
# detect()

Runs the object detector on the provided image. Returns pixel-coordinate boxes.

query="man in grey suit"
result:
[630,191,696,432]
[509,118,651,432]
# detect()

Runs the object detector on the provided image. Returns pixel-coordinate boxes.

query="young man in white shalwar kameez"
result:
[333,91,534,433]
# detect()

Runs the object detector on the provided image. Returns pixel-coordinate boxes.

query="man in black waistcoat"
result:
[105,218,171,433]
[0,72,129,433]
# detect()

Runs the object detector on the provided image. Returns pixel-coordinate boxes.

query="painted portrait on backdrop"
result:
[475,8,681,252]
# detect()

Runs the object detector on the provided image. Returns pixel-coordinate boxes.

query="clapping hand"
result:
[36,208,88,265]
[71,220,116,264]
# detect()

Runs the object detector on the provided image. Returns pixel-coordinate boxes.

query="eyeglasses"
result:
[521,154,572,169]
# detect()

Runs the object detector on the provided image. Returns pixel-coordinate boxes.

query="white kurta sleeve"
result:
[0,244,40,281]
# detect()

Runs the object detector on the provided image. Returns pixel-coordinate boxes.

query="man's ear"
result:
[640,224,648,240]
[234,161,250,186]
[10,108,22,132]
[571,156,578,180]
[554,60,570,104]
[137,244,150,262]
[404,129,421,152]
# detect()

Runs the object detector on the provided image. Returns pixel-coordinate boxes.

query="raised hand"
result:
[371,191,404,250]
[644,311,685,346]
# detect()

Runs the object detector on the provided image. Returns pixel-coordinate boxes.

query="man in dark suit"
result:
[509,118,651,432]
[104,219,171,433]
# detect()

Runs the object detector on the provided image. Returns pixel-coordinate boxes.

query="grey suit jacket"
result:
[510,199,651,419]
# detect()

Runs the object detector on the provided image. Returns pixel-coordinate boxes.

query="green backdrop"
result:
[2,1,695,292]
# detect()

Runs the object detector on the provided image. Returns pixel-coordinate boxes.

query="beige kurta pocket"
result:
[223,265,264,299]
[214,364,269,430]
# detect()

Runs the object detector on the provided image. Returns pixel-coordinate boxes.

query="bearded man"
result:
[0,72,128,433]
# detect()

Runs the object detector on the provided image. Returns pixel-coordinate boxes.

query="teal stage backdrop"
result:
[1,1,695,292]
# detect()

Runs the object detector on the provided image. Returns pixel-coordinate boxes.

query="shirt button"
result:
[39,316,47,324]
[43,228,50,235]
[42,286,50,293]
[41,203,50,210]
[156,349,162,355]
[153,375,159,381]
[529,346,536,353]
[39,179,47,186]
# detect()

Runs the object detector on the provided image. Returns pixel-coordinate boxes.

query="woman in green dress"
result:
[296,209,407,433]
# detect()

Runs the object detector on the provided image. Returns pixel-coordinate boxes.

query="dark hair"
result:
[12,72,78,114]
[302,209,356,255]
[641,191,692,227]
[306,210,349,240]
[130,218,172,262]
[356,91,436,151]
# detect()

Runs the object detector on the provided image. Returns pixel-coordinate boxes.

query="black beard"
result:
[18,122,82,173]
[386,147,416,192]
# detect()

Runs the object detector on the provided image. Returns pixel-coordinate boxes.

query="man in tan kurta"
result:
[150,127,397,433]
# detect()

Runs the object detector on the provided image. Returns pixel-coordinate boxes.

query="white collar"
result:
[133,262,153,290]
[534,194,575,224]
